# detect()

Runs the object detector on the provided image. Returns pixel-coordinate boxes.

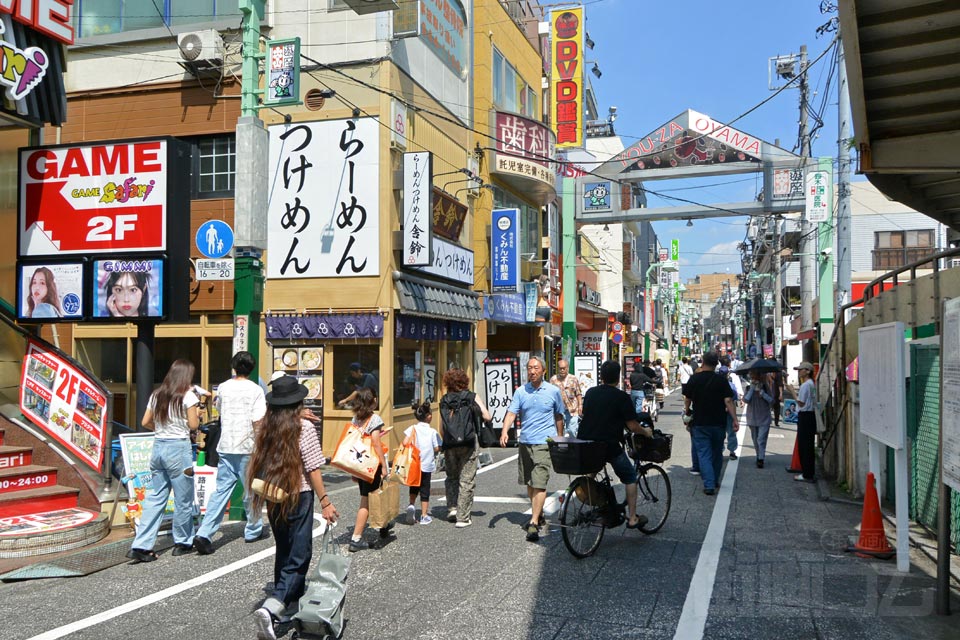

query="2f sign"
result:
[56,368,79,405]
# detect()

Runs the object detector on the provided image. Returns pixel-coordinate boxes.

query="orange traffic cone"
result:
[845,472,894,560]
[786,439,802,473]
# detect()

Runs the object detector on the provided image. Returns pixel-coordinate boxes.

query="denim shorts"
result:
[609,450,638,485]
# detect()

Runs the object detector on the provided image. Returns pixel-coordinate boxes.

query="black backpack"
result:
[440,390,479,449]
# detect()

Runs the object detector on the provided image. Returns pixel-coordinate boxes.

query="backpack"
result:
[440,390,479,449]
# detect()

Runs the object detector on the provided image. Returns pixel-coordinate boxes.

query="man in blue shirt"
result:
[501,356,564,542]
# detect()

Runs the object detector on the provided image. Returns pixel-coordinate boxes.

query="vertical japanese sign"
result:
[268,119,380,279]
[264,38,300,107]
[491,208,520,292]
[550,6,583,148]
[671,239,680,262]
[805,169,830,223]
[483,357,519,429]
[402,151,432,266]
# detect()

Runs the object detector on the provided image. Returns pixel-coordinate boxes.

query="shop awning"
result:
[393,272,483,322]
[265,312,385,340]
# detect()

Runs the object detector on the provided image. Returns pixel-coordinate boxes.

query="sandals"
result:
[625,515,649,530]
[126,548,158,563]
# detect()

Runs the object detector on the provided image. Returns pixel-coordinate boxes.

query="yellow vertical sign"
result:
[550,6,583,149]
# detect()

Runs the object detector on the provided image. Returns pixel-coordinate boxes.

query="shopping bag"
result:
[329,423,380,482]
[294,523,350,639]
[367,480,400,529]
[391,442,421,487]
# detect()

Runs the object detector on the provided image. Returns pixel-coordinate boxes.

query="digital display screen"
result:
[92,258,164,318]
[18,262,84,321]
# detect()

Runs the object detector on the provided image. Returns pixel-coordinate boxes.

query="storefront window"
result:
[207,338,234,388]
[138,338,202,384]
[447,341,471,373]
[422,342,438,403]
[394,339,419,408]
[330,345,380,406]
[75,338,127,384]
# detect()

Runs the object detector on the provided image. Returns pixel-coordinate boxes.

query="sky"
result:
[584,0,845,283]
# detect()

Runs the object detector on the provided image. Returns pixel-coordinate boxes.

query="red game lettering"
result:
[91,146,128,174]
[0,0,74,45]
[25,142,162,180]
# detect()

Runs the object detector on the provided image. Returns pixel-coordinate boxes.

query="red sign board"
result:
[20,339,109,470]
[19,141,169,257]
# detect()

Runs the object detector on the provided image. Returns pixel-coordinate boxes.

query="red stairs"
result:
[0,429,79,517]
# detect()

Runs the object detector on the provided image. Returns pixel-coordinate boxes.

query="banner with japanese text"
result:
[267,119,380,278]
[402,151,432,266]
[550,6,584,148]
[491,208,520,292]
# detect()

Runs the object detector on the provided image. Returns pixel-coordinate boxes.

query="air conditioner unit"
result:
[178,29,224,73]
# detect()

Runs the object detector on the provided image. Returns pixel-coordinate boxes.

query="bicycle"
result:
[548,431,672,559]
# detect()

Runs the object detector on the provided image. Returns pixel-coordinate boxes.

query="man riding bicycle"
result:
[578,360,654,529]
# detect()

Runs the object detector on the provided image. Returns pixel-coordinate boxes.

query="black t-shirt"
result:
[629,371,655,391]
[683,370,734,427]
[579,384,636,458]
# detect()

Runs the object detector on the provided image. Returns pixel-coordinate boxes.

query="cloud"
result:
[696,241,741,267]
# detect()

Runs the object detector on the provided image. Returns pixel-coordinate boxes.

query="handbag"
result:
[329,418,388,482]
[250,474,289,503]
[478,419,499,448]
[391,441,422,487]
[294,524,350,639]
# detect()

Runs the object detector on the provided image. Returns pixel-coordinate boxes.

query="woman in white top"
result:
[127,359,201,562]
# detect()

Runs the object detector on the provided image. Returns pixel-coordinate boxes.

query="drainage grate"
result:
[0,537,175,581]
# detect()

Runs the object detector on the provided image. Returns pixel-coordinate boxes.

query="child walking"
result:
[404,402,442,525]
[348,388,390,552]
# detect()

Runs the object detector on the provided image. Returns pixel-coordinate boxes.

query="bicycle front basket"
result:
[548,438,608,475]
[630,430,673,463]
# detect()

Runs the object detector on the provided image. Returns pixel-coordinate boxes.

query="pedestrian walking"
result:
[193,351,267,555]
[347,387,390,551]
[743,370,774,468]
[500,356,565,542]
[769,362,784,427]
[439,368,491,528]
[719,356,743,459]
[126,359,201,563]
[404,401,442,525]
[683,352,739,495]
[657,359,670,394]
[794,362,817,483]
[677,356,694,390]
[249,375,338,640]
[549,359,583,437]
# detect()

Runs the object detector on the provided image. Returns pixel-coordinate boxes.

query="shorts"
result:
[609,450,638,485]
[409,471,432,500]
[518,444,551,490]
[358,467,383,496]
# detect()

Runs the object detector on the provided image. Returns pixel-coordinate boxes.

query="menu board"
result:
[573,352,601,396]
[119,433,174,529]
[272,346,324,438]
[20,339,108,470]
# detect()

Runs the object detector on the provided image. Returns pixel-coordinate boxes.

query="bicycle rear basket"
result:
[548,438,608,475]
[630,430,673,463]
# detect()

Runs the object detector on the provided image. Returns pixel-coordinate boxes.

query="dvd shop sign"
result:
[19,140,170,256]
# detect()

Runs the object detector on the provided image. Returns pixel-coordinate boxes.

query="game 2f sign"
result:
[19,141,169,257]
[403,152,432,266]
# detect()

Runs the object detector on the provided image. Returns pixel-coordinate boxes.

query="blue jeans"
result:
[262,490,315,617]
[725,414,738,453]
[196,453,263,542]
[131,438,195,550]
[564,412,580,438]
[630,391,645,415]
[691,426,725,490]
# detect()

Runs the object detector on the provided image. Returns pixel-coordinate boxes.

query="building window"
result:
[492,47,536,118]
[393,340,440,407]
[331,345,380,407]
[873,230,936,270]
[192,135,236,199]
[75,0,241,38]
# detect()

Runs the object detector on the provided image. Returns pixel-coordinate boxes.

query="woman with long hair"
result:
[440,368,491,528]
[347,387,389,552]
[127,359,201,562]
[249,375,338,640]
[27,267,62,317]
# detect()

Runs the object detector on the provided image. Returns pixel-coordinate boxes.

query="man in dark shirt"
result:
[337,362,379,408]
[683,351,739,495]
[579,360,653,529]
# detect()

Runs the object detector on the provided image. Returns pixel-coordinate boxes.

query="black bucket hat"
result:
[266,375,308,406]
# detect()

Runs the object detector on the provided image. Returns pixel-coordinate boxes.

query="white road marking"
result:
[523,490,564,517]
[431,453,518,483]
[436,496,529,504]
[25,516,333,640]
[672,409,745,640]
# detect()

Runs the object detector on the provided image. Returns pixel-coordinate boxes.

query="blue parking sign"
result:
[196,220,234,259]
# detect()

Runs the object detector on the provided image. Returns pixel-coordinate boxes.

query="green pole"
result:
[240,0,265,117]
[562,178,577,360]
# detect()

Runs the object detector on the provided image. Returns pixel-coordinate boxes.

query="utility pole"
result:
[773,216,782,358]
[798,44,816,334]
[836,37,852,311]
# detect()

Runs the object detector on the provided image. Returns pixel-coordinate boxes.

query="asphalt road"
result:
[3,391,957,640]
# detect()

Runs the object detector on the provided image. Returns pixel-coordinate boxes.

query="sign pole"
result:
[562,178,577,359]
[135,321,156,427]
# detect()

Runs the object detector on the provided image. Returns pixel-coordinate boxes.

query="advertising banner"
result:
[485,293,526,325]
[402,151,432,266]
[550,6,584,148]
[573,352,601,396]
[412,236,473,285]
[19,140,169,257]
[92,258,164,318]
[577,331,605,353]
[264,38,300,107]
[483,357,520,429]
[20,339,108,470]
[119,433,174,529]
[268,119,380,279]
[17,262,84,320]
[491,208,520,292]
[806,169,830,223]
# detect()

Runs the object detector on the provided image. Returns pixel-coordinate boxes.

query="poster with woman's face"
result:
[19,263,84,320]
[93,259,164,318]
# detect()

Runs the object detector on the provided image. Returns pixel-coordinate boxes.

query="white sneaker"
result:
[419,515,433,525]
[253,608,276,640]
[447,508,457,523]
[406,504,416,525]
[455,518,472,528]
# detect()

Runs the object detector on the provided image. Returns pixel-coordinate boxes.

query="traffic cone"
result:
[845,472,894,560]
[786,439,802,473]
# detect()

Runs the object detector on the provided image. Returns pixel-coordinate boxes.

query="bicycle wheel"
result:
[636,464,671,534]
[560,477,606,558]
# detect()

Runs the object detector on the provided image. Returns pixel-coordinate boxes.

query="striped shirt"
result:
[298,419,326,493]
